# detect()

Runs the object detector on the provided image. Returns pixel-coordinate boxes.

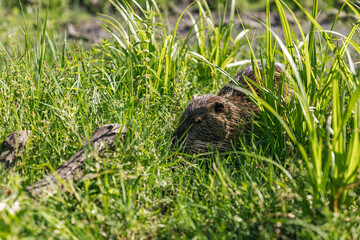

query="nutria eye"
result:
[194,117,202,124]
[214,102,225,113]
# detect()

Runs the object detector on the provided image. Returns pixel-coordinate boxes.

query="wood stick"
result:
[26,124,126,197]
[0,130,32,168]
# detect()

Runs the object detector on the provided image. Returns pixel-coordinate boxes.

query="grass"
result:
[0,0,360,239]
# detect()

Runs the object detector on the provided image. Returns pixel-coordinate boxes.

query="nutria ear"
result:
[192,94,198,100]
[212,102,225,113]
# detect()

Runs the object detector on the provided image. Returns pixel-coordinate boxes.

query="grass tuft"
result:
[0,0,359,238]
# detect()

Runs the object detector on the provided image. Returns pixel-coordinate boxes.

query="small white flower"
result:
[0,199,21,215]
[0,202,6,211]
[8,201,20,215]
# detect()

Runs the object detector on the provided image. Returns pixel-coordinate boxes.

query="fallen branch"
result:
[0,130,32,168]
[26,124,126,197]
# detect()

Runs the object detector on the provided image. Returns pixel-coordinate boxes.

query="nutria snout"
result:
[173,63,287,154]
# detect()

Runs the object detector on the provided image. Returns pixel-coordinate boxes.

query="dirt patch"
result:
[65,7,358,45]
[67,20,110,44]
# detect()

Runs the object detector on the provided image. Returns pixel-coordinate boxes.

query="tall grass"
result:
[193,0,360,213]
[99,0,360,215]
[0,0,359,238]
[98,0,191,97]
[255,0,360,211]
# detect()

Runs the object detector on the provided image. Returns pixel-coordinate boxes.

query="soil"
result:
[66,7,358,45]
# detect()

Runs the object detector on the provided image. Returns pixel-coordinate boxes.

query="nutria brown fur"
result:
[172,63,287,154]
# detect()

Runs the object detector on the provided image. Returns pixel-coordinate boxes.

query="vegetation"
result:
[0,0,359,238]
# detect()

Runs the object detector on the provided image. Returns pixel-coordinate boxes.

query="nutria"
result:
[172,62,288,154]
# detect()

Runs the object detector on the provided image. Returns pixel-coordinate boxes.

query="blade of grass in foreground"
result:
[275,0,360,208]
[308,0,318,75]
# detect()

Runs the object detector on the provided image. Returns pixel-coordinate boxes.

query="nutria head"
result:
[172,94,248,154]
[172,63,290,154]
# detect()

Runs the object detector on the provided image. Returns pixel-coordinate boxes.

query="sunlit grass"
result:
[0,0,359,238]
